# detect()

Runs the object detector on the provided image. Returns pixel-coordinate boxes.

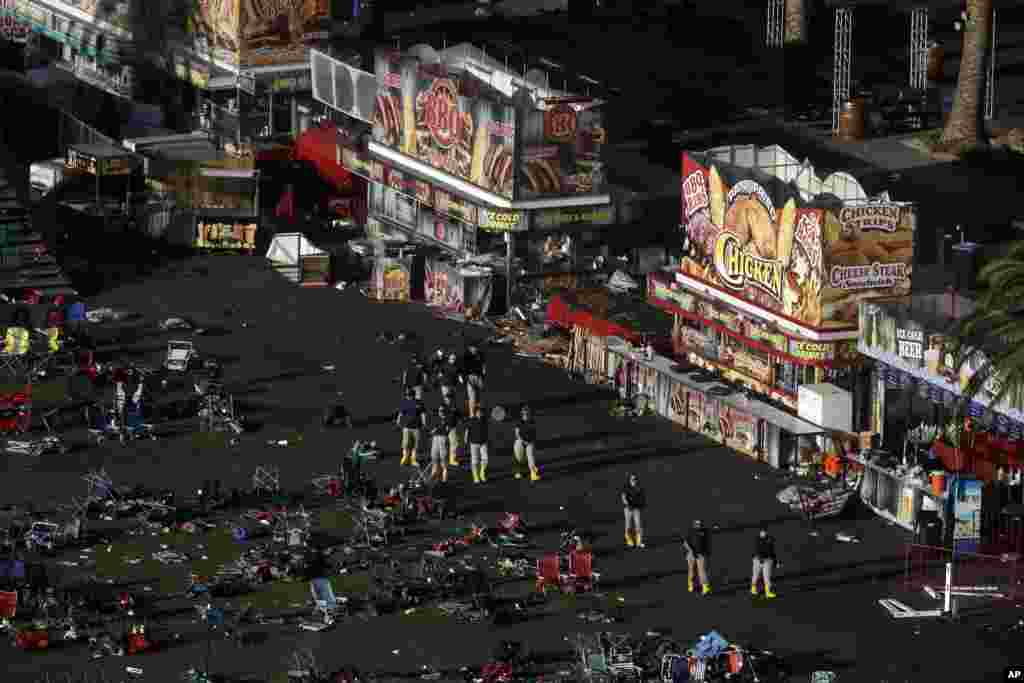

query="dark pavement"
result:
[0,253,1020,682]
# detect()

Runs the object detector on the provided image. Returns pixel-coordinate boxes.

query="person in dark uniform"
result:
[514,406,540,482]
[442,394,463,467]
[461,343,486,418]
[429,405,451,482]
[403,355,428,400]
[465,403,490,484]
[438,352,462,403]
[621,473,646,548]
[682,519,711,594]
[751,528,777,598]
[395,388,426,466]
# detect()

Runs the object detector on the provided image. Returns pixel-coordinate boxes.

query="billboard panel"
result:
[679,152,914,331]
[371,49,516,200]
[186,0,241,65]
[517,98,606,199]
[239,0,327,67]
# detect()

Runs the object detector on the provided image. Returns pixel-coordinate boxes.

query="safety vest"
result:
[4,327,29,354]
[46,328,61,353]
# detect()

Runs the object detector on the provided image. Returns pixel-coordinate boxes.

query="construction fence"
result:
[905,543,1023,602]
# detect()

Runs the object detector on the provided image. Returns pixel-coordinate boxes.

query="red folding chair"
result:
[0,590,16,627]
[567,550,599,594]
[535,553,565,594]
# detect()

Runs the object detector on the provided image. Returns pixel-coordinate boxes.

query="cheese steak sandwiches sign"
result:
[680,152,916,331]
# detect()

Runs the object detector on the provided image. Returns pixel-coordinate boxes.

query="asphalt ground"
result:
[0,253,1020,682]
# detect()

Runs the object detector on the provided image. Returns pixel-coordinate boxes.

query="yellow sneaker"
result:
[751,584,758,596]
[448,454,459,467]
[478,464,487,482]
[765,590,777,599]
[688,580,695,593]
[400,453,410,466]
[514,472,523,480]
[625,532,635,547]
[702,584,711,595]
[410,457,419,467]
[471,467,480,484]
[529,467,541,482]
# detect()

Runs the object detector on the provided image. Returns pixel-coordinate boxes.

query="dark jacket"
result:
[439,363,460,387]
[404,364,427,387]
[462,351,485,377]
[685,528,710,557]
[622,484,646,509]
[466,415,488,444]
[397,399,424,429]
[754,534,776,560]
[516,419,537,444]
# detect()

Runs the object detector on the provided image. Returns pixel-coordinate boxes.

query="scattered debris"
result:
[835,532,860,543]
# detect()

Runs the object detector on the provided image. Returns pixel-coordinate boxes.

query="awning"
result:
[294,124,353,194]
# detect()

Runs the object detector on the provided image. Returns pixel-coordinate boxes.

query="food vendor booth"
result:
[857,295,1024,547]
[64,143,140,216]
[146,161,260,252]
[314,43,614,316]
[644,144,916,472]
[546,288,673,385]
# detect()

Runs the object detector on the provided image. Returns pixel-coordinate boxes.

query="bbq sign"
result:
[713,232,783,301]
[422,79,461,149]
[544,104,577,144]
[896,328,924,361]
[839,203,901,234]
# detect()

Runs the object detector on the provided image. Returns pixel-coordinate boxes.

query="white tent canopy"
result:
[266,233,325,267]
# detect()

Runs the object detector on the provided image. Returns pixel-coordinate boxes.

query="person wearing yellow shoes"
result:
[751,528,777,599]
[465,404,489,483]
[429,406,451,482]
[514,406,540,481]
[682,519,712,595]
[442,396,463,467]
[395,388,426,466]
[621,473,646,548]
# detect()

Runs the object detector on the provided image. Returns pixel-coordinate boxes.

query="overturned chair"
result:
[300,578,347,631]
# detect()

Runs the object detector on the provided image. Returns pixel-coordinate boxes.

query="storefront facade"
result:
[645,145,917,461]
[6,0,134,98]
[859,296,1024,472]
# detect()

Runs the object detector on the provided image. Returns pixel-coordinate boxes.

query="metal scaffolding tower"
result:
[832,7,853,132]
[766,0,784,48]
[986,8,997,121]
[909,8,928,90]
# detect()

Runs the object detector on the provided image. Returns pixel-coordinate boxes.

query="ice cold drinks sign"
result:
[896,328,923,361]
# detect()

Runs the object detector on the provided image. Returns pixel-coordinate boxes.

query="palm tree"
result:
[784,0,806,45]
[951,241,1024,413]
[940,0,993,152]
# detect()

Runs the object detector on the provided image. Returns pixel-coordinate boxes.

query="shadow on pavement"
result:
[538,428,633,450]
[542,443,710,479]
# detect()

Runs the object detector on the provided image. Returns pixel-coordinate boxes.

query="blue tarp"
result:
[693,630,729,659]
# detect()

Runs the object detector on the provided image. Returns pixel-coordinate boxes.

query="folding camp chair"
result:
[0,590,16,629]
[534,554,566,595]
[301,578,344,630]
[566,550,600,594]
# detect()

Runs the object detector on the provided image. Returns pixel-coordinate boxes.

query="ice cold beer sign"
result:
[896,328,923,361]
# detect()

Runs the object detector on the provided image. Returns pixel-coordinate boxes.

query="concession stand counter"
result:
[605,336,829,468]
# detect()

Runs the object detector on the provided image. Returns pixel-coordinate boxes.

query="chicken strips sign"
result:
[680,152,915,331]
